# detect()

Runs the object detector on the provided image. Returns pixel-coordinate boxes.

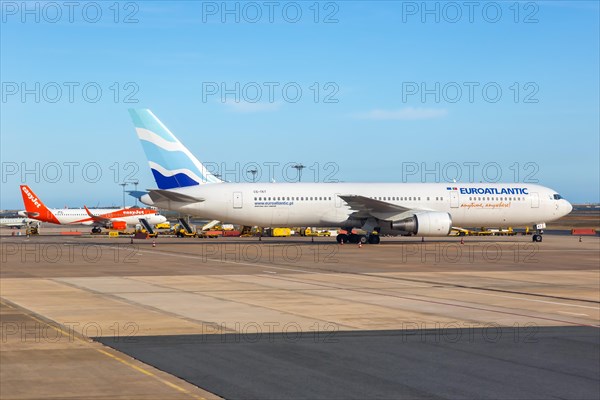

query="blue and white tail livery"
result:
[128,109,222,189]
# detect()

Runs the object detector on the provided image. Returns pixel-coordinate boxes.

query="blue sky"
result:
[1,0,599,208]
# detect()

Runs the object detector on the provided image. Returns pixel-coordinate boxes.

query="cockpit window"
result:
[553,194,562,200]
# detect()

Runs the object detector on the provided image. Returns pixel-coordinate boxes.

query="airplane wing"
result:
[338,195,418,221]
[147,189,205,204]
[83,205,111,227]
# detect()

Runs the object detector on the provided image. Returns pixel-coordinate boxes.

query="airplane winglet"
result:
[83,205,94,217]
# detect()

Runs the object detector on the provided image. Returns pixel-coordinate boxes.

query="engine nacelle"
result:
[109,221,127,230]
[391,212,452,236]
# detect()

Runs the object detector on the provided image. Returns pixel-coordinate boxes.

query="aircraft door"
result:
[233,192,243,209]
[335,193,342,208]
[450,191,459,208]
[530,192,539,208]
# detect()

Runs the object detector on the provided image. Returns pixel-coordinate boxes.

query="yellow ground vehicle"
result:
[26,226,39,235]
[155,222,171,229]
[451,227,516,236]
[240,226,262,237]
[172,225,196,237]
[171,224,197,237]
[139,229,158,238]
[272,228,292,237]
[304,228,331,237]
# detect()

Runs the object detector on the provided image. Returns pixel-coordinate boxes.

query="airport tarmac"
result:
[1,233,599,399]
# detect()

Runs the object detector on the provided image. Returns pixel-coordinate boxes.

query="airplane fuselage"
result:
[19,208,165,226]
[142,182,572,229]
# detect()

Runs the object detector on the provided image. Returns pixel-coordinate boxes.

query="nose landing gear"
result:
[532,223,546,242]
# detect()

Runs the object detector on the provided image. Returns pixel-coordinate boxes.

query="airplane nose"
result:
[565,200,573,215]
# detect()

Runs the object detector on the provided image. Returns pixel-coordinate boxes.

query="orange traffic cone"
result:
[358,242,362,248]
[460,237,464,245]
[152,240,156,247]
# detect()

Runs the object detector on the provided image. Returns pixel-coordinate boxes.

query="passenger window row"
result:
[468,197,524,201]
[255,197,333,201]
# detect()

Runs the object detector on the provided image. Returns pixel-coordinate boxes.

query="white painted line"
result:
[443,287,599,309]
[557,311,589,316]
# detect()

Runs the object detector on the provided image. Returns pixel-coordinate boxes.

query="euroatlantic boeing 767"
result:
[129,109,572,244]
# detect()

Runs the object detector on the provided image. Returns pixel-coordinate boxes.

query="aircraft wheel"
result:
[533,234,543,242]
[336,234,348,244]
[359,235,368,244]
[368,235,381,244]
[348,234,360,244]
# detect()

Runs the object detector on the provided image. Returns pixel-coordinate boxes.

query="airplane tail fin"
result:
[128,109,222,190]
[19,185,59,223]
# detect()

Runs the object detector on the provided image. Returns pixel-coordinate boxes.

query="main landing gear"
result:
[91,227,102,234]
[336,232,381,245]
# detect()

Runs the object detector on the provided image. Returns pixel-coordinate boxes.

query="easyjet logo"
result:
[122,210,146,215]
[22,187,42,209]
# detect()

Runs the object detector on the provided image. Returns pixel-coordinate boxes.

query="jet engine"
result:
[109,221,128,230]
[391,212,452,236]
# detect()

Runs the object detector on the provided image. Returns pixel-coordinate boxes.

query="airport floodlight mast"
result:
[130,180,139,207]
[293,164,305,182]
[119,182,129,208]
[247,168,258,183]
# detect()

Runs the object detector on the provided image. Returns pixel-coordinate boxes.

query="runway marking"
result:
[96,349,207,400]
[263,271,277,274]
[117,245,429,289]
[89,244,600,327]
[557,311,589,316]
[0,299,15,309]
[259,274,600,328]
[1,299,208,400]
[441,288,600,310]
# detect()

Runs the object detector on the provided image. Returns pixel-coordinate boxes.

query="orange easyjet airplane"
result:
[18,185,167,232]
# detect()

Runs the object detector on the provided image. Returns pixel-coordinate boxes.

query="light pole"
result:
[131,180,139,207]
[292,164,305,182]
[119,182,128,209]
[247,168,258,183]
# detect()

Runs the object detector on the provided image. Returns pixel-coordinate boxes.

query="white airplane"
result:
[129,109,573,244]
[19,185,167,233]
[0,217,36,229]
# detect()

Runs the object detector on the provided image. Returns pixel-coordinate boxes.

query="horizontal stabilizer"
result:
[147,189,205,203]
[127,190,149,201]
